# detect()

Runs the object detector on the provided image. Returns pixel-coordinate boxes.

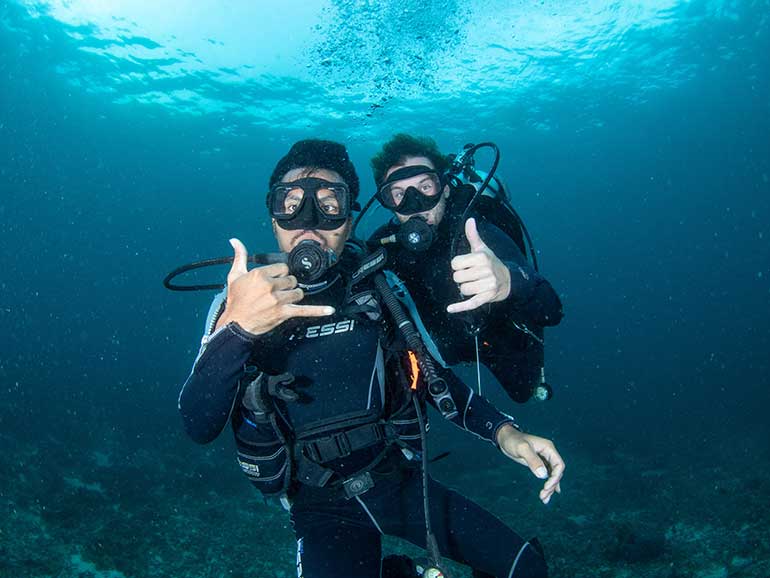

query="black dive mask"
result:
[376,165,444,216]
[268,177,357,231]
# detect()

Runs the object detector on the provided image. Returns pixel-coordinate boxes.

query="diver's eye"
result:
[419,177,438,195]
[317,192,341,215]
[321,202,340,215]
[283,193,303,214]
[391,188,405,204]
[321,200,340,215]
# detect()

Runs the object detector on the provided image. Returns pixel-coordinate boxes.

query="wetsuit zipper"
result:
[207,297,227,336]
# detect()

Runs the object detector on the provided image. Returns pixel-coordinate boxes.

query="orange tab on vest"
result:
[407,350,420,390]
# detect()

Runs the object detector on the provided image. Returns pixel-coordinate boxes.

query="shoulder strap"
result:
[350,247,388,287]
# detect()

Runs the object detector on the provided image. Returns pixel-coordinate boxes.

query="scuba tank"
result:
[446,143,553,403]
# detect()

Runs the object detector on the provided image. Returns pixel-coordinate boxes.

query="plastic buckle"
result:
[342,472,374,499]
[303,442,322,463]
[333,432,352,458]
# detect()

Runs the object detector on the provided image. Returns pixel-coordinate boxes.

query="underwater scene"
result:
[1,0,769,577]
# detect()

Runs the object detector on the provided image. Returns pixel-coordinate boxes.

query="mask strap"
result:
[379,165,437,188]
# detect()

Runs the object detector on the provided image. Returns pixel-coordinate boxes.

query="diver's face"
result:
[384,156,450,225]
[271,168,352,256]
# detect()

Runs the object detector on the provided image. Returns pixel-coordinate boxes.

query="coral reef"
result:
[1,426,769,577]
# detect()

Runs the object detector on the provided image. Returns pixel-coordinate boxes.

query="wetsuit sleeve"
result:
[177,321,259,444]
[479,222,564,327]
[428,366,519,447]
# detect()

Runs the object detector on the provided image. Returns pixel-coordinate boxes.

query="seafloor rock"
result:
[606,522,667,564]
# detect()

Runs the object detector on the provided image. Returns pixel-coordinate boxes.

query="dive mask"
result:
[268,177,357,231]
[376,165,444,216]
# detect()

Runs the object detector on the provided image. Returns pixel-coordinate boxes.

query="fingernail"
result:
[536,467,548,479]
[325,307,335,315]
[544,495,551,505]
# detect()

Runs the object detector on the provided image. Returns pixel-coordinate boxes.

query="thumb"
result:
[227,237,249,283]
[464,218,487,252]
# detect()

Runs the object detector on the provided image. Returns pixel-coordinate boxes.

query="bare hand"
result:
[496,425,565,505]
[215,238,335,335]
[447,218,511,314]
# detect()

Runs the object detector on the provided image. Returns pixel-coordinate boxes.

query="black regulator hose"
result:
[163,254,286,291]
[373,272,455,577]
[449,142,501,259]
[164,241,338,291]
[351,191,380,240]
[445,142,502,337]
[412,395,451,578]
[373,275,458,420]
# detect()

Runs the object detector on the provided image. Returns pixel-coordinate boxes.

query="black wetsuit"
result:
[370,202,563,403]
[178,250,548,578]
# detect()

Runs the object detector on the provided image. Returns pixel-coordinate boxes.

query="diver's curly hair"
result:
[370,134,450,186]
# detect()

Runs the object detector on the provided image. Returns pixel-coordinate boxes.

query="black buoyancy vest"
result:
[236,251,417,490]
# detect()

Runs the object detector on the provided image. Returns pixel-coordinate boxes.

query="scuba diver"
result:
[365,134,564,404]
[176,139,563,578]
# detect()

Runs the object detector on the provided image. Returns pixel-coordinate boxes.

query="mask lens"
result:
[315,185,345,216]
[270,185,305,218]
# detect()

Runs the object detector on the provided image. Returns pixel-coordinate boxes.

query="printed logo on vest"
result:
[303,319,356,339]
[237,458,260,477]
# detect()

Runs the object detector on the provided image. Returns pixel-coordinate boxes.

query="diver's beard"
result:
[399,210,438,226]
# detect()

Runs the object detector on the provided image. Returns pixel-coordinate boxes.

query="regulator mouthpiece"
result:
[398,217,434,252]
[287,240,337,284]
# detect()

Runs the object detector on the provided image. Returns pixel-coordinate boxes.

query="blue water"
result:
[1,1,769,577]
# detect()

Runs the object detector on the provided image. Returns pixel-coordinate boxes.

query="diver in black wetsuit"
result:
[369,134,564,404]
[178,139,563,578]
